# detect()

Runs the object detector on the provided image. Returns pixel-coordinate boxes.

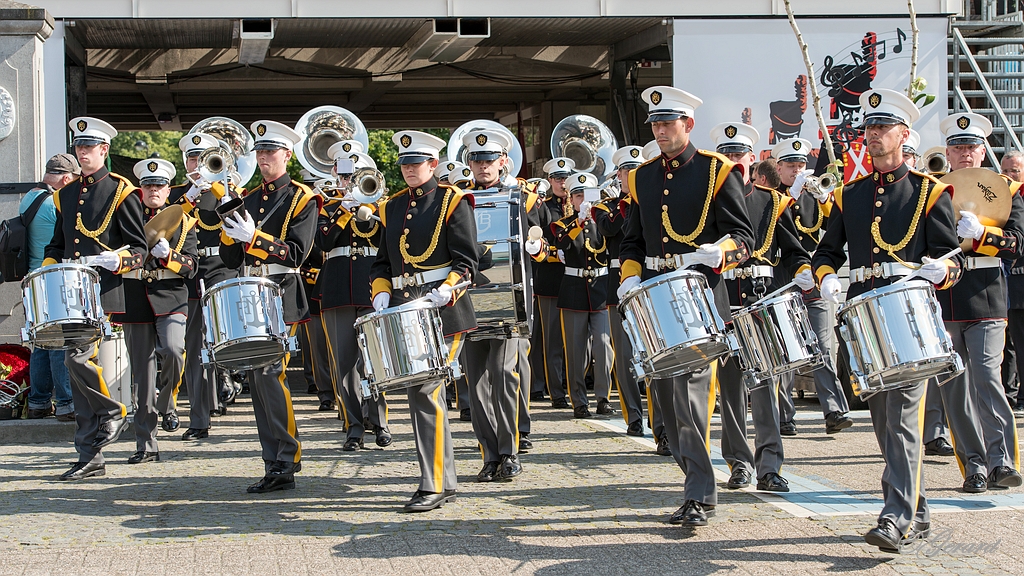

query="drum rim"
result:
[202,276,283,301]
[354,299,439,326]
[734,289,804,316]
[838,278,933,316]
[620,268,709,306]
[22,262,100,286]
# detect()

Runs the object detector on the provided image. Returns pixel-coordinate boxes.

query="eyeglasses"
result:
[550,176,568,181]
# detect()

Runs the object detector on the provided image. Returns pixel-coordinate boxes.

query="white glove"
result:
[617,275,641,301]
[956,210,985,241]
[556,249,565,264]
[525,239,542,255]
[694,243,724,268]
[184,184,203,203]
[223,211,256,243]
[341,194,361,211]
[790,169,813,200]
[150,238,171,259]
[92,251,121,272]
[425,284,454,307]
[919,257,949,284]
[577,201,592,225]
[372,292,390,312]
[794,268,816,291]
[820,273,842,304]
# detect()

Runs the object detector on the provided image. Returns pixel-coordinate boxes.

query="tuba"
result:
[922,146,949,176]
[550,114,618,180]
[448,120,523,178]
[188,117,257,187]
[295,106,369,179]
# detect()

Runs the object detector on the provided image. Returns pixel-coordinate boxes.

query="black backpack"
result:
[0,190,53,283]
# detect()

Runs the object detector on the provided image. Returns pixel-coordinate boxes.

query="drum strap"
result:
[255,191,294,231]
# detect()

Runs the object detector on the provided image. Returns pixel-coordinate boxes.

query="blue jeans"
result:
[27,347,73,414]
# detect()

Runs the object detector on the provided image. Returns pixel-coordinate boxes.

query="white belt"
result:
[564,266,608,278]
[645,253,699,271]
[392,266,452,289]
[199,247,219,257]
[609,258,620,268]
[964,256,1000,271]
[245,263,299,277]
[850,262,913,283]
[328,246,378,259]
[722,265,774,281]
[63,256,101,266]
[123,269,181,281]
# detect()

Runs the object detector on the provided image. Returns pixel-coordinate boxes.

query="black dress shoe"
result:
[91,417,128,448]
[499,454,522,479]
[779,421,797,436]
[596,399,615,415]
[626,420,644,437]
[318,400,335,411]
[864,519,902,553]
[656,437,672,456]
[477,461,499,482]
[375,427,393,447]
[127,451,160,464]
[963,473,988,493]
[59,461,105,481]
[306,383,318,394]
[247,473,295,493]
[160,411,180,433]
[551,398,570,409]
[668,500,714,526]
[518,434,533,452]
[573,406,592,419]
[825,411,853,434]
[988,466,1023,489]
[403,489,456,512]
[924,437,955,456]
[757,472,790,492]
[182,428,209,441]
[459,408,472,422]
[530,391,546,402]
[727,468,752,489]
[342,437,364,451]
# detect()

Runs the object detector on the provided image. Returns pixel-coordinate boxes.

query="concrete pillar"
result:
[42,19,66,158]
[0,1,53,183]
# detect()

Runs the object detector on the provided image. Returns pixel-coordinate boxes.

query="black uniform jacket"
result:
[171,183,242,299]
[936,175,1024,321]
[369,177,479,336]
[554,212,609,312]
[112,206,199,323]
[314,200,381,310]
[618,143,755,320]
[594,193,628,306]
[812,163,963,301]
[726,183,811,308]
[531,193,571,297]
[781,184,834,253]
[43,167,147,314]
[219,173,321,325]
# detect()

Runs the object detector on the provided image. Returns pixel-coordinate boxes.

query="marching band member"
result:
[554,172,614,419]
[596,145,646,436]
[462,129,524,482]
[44,117,148,480]
[174,131,242,439]
[709,122,811,493]
[813,88,962,551]
[903,129,921,168]
[220,120,320,493]
[435,160,474,189]
[773,138,852,436]
[116,159,198,464]
[296,169,334,412]
[618,86,755,526]
[369,130,478,511]
[316,140,391,451]
[935,111,1023,492]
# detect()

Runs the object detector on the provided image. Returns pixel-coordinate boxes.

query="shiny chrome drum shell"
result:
[619,269,731,380]
[21,264,107,350]
[202,277,292,371]
[355,301,452,394]
[733,291,822,388]
[837,281,962,398]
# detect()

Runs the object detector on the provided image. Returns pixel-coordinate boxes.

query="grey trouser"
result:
[804,298,850,416]
[609,304,643,425]
[560,309,613,409]
[125,316,187,453]
[528,298,547,395]
[719,357,785,478]
[184,299,218,430]
[409,334,464,493]
[321,307,387,440]
[247,328,301,473]
[66,337,126,466]
[463,337,520,462]
[778,374,796,423]
[651,364,718,506]
[648,380,664,442]
[866,382,930,536]
[517,338,532,435]
[922,378,950,444]
[303,312,334,404]
[536,296,566,400]
[945,320,1021,472]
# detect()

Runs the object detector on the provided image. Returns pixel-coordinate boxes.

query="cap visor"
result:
[862,115,906,127]
[616,162,641,170]
[397,154,432,165]
[902,146,918,155]
[716,144,751,155]
[546,170,571,177]
[253,142,288,151]
[777,155,808,163]
[140,178,169,186]
[645,112,685,124]
[468,151,502,161]
[946,136,984,146]
[73,138,105,147]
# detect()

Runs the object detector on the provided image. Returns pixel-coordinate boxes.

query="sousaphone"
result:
[448,120,523,178]
[295,106,369,179]
[550,114,618,180]
[940,167,1012,251]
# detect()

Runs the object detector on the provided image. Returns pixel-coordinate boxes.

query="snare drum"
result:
[355,300,459,396]
[619,269,734,380]
[21,264,111,350]
[837,280,963,399]
[201,277,298,371]
[732,291,821,390]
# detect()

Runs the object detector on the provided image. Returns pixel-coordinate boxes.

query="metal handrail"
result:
[952,85,1001,166]
[952,27,1024,158]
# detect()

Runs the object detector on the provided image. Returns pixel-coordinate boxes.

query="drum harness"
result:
[244,186,301,277]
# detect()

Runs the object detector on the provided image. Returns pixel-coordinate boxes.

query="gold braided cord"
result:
[75,180,127,240]
[794,201,824,236]
[752,192,781,260]
[870,176,930,268]
[196,213,222,231]
[173,218,189,253]
[351,219,379,239]
[275,189,304,242]
[584,235,606,254]
[399,188,453,265]
[660,158,717,248]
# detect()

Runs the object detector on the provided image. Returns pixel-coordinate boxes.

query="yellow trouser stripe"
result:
[704,361,719,453]
[279,324,301,463]
[913,384,928,527]
[320,315,350,428]
[560,310,573,409]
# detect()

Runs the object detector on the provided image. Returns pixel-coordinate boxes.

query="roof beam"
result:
[139,87,182,130]
[613,21,671,62]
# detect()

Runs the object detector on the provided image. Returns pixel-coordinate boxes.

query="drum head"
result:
[31,322,102,350]
[212,340,285,371]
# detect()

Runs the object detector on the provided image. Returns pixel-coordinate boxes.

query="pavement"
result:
[1,385,1023,576]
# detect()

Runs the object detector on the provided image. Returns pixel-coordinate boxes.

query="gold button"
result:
[404,292,410,297]
[662,205,669,211]
[263,195,269,201]
[875,201,882,207]
[665,253,672,258]
[663,237,669,243]
[404,229,410,234]
[81,188,87,193]
[663,190,670,196]
[877,188,884,194]
[147,278,154,283]
[411,201,417,207]
[79,199,85,205]
[666,174,673,180]
[1001,240,1007,246]
[74,251,80,257]
[741,293,747,298]
[404,272,410,277]
[874,216,881,223]
[406,214,412,220]
[259,208,265,213]
[352,256,357,261]
[793,204,799,210]
[255,260,262,265]
[873,247,880,253]
[74,238,79,244]
[405,244,411,249]
[352,242,358,247]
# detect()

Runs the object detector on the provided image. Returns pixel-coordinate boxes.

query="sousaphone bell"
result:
[550,114,618,180]
[295,106,369,179]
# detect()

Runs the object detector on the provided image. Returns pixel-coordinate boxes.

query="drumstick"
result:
[752,280,797,305]
[893,247,963,285]
[683,234,731,269]
[406,279,473,309]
